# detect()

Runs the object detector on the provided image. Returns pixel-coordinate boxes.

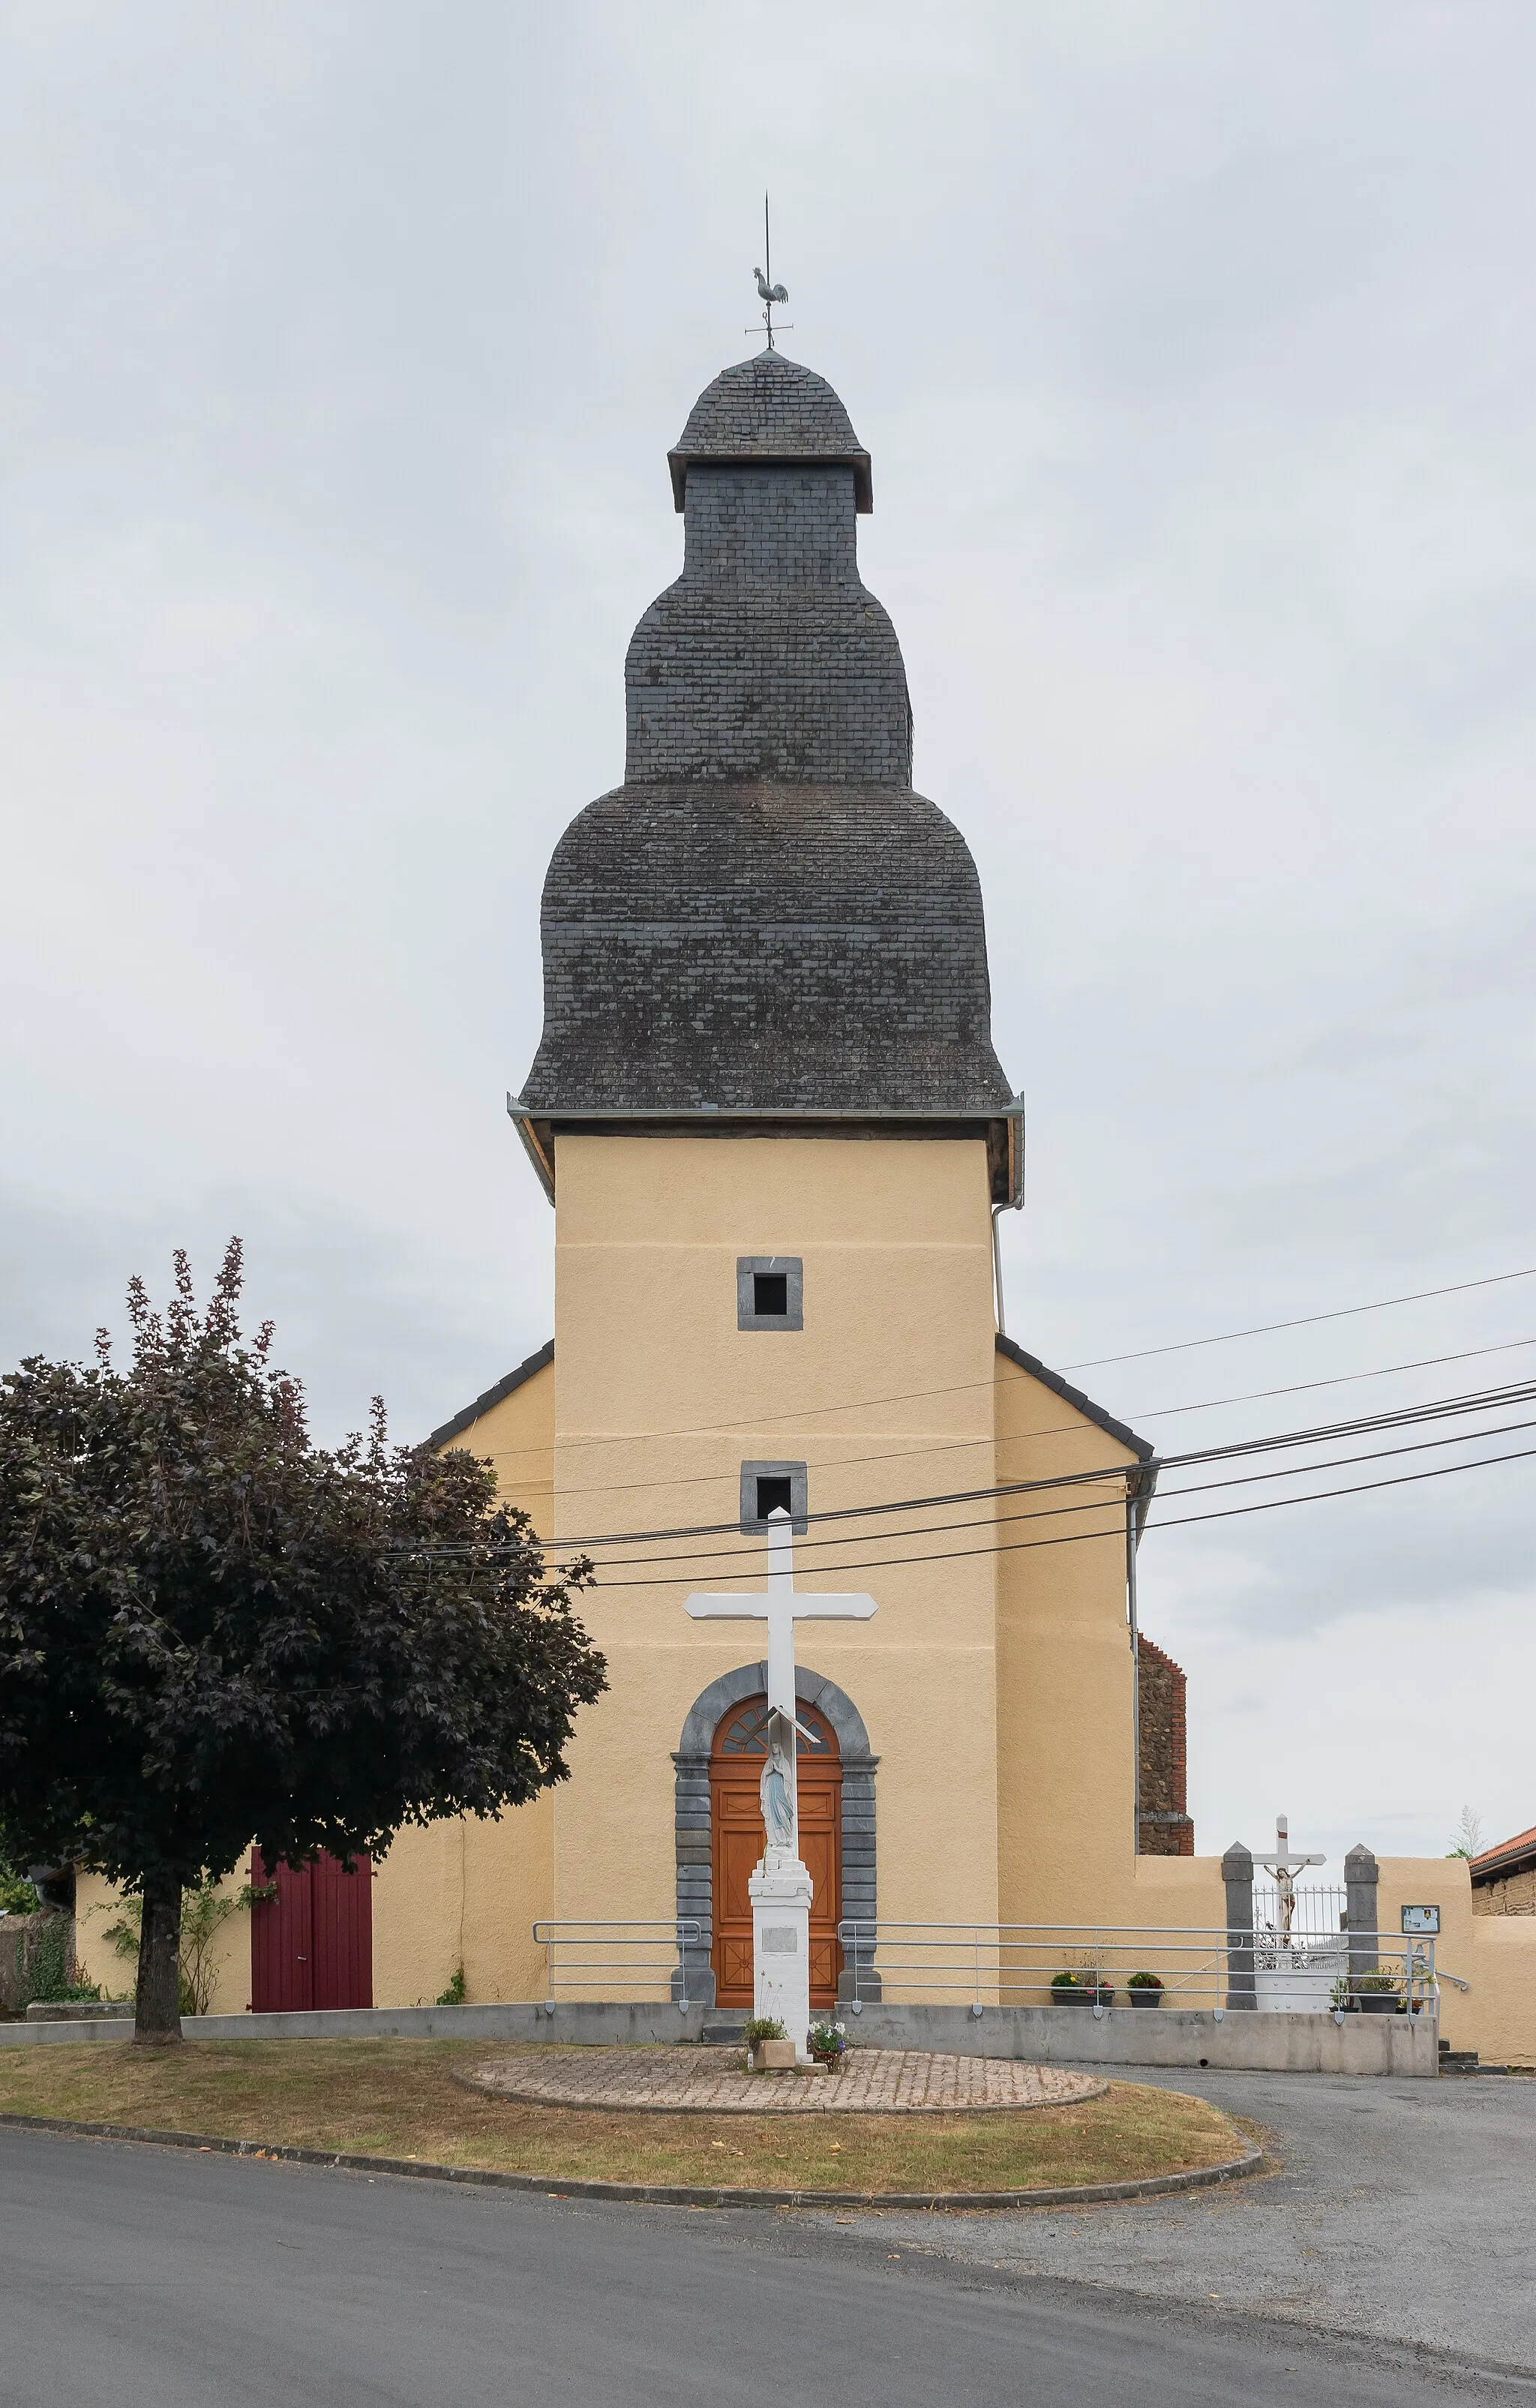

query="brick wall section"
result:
[1138,1635,1195,1857]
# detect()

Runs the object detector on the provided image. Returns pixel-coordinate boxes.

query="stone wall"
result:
[1138,1635,1194,1857]
[1473,1868,1536,1916]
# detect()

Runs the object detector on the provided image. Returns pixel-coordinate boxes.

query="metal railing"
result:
[532,1920,702,2010]
[835,1920,1441,2017]
[1254,1881,1348,1946]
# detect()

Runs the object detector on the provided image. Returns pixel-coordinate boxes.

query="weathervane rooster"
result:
[750,194,791,348]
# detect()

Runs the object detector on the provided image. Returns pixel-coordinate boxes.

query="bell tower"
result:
[512,346,1024,1963]
[514,347,1022,1175]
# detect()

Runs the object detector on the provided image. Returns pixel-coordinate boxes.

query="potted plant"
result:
[1126,1971,1165,2008]
[1355,1970,1404,2016]
[743,2015,795,2070]
[808,2019,848,2068]
[1050,1970,1086,2005]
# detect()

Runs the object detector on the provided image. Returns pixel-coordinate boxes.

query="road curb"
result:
[0,2109,1262,2210]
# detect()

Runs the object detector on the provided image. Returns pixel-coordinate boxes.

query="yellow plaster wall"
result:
[365,1353,561,2001]
[1376,1856,1536,2063]
[440,1353,556,1542]
[74,1869,256,2014]
[371,1798,554,2007]
[548,1132,1004,1954]
[993,1346,1143,1929]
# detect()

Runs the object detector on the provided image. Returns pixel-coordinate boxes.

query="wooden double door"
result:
[710,1697,842,2009]
[250,1850,373,2012]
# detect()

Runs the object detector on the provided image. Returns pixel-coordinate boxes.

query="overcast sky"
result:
[4,2,1533,1870]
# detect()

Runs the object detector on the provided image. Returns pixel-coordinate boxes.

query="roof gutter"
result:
[505,1094,555,1204]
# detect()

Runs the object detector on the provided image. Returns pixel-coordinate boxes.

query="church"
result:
[74,340,1531,2064]
[383,340,1204,2013]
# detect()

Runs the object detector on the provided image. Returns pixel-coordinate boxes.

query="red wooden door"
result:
[250,1851,372,2012]
[710,1698,842,2010]
[310,1852,373,2010]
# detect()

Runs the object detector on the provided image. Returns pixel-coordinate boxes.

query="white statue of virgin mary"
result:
[759,1729,796,1854]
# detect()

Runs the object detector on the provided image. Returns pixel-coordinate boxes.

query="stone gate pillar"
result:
[1346,1844,1380,1983]
[1222,1842,1256,2008]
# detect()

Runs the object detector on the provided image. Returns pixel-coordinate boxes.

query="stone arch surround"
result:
[672,1662,878,2010]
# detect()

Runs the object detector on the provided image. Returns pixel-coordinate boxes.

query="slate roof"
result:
[519,350,1013,1125]
[669,351,872,511]
[521,780,1012,1114]
[425,1340,553,1452]
[995,1335,1156,1465]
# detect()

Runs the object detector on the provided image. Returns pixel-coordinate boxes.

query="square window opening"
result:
[737,1256,803,1332]
[753,1272,789,1317]
[740,1459,808,1534]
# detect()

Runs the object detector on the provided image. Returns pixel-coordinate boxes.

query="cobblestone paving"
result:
[464,2047,1106,2115]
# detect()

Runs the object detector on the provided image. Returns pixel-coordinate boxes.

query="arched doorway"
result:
[710,1696,842,2008]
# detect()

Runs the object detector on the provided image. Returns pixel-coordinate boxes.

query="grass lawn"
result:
[0,2040,1249,2194]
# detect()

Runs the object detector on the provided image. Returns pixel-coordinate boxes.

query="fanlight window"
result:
[717,1700,833,1756]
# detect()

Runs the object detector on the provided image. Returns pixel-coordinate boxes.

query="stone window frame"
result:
[736,1255,804,1332]
[672,1662,878,2009]
[740,1458,808,1536]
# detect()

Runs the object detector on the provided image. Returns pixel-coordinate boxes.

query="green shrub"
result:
[0,1858,40,1916]
[742,2015,788,2043]
[18,1916,102,2006]
[435,1966,467,2006]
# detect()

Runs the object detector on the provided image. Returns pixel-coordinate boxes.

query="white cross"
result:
[1259,1815,1327,1875]
[683,1507,877,1731]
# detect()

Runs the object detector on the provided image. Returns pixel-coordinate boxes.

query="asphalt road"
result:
[1,2117,1528,2407]
[857,2064,1536,2376]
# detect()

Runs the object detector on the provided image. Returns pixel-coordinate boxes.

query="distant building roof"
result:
[1471,1823,1536,1885]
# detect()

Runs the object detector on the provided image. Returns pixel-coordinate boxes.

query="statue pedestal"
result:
[749,1853,813,2060]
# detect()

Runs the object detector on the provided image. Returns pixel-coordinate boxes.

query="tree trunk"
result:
[134,1877,183,2045]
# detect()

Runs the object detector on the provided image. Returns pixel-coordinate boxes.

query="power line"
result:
[469,1331,1536,1506]
[458,1264,1536,1473]
[398,1379,1536,1571]
[595,1441,1536,1588]
[555,1373,1536,1552]
[1059,1264,1536,1371]
[569,1410,1536,1579]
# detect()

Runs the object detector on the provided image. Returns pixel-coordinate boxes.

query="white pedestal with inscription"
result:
[749,1855,813,2058]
